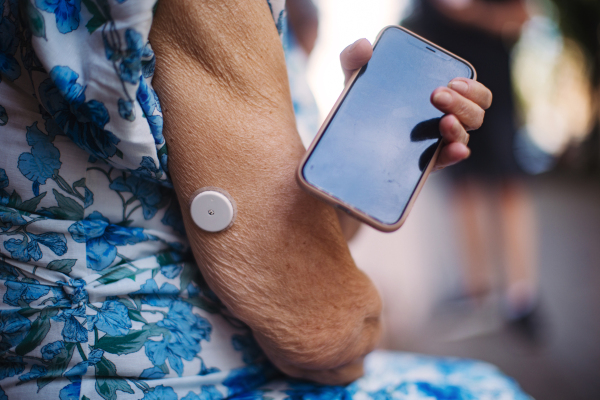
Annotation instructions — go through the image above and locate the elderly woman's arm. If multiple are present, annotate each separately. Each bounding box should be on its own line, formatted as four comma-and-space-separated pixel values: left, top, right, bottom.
149, 0, 492, 385
149, 0, 381, 385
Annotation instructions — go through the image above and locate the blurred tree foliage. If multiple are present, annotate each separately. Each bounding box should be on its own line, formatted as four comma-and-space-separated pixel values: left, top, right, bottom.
548, 0, 600, 171
548, 0, 600, 85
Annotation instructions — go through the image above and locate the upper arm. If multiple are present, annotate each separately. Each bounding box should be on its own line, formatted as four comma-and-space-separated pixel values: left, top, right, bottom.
150, 0, 293, 124
149, 0, 304, 198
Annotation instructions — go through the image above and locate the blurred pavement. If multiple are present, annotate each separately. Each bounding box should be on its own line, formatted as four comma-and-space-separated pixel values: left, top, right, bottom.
350, 173, 600, 400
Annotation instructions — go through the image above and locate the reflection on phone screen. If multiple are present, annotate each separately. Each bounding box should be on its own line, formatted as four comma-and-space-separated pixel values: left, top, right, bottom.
303, 27, 473, 225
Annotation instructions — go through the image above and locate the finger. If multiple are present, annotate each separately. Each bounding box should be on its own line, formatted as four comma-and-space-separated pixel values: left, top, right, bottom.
439, 114, 469, 145
340, 38, 373, 85
448, 78, 493, 110
431, 87, 485, 131
434, 142, 471, 170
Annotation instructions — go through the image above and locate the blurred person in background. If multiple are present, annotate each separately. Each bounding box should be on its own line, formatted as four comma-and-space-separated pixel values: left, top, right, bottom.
404, 0, 541, 337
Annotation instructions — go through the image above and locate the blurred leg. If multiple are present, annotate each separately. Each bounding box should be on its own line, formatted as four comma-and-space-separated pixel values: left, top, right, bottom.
499, 180, 538, 318
453, 178, 496, 299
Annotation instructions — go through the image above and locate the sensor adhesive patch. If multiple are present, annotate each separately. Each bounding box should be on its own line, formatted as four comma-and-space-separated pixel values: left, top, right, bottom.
189, 187, 236, 232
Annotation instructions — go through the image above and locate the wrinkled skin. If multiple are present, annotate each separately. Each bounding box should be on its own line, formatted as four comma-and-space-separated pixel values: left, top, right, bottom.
150, 0, 492, 385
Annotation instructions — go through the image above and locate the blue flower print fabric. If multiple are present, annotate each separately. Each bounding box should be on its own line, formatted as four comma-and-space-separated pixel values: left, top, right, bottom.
0, 0, 530, 398
240, 351, 531, 400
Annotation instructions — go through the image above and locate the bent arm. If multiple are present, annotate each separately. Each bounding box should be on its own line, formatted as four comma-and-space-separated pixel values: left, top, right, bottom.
149, 0, 381, 384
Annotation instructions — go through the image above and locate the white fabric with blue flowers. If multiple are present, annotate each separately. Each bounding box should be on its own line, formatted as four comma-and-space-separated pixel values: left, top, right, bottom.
0, 0, 530, 399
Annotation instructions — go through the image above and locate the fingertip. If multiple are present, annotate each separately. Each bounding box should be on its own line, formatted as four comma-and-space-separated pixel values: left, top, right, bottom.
453, 142, 471, 159
437, 142, 470, 169
352, 38, 372, 51
448, 78, 469, 95
431, 88, 453, 108
439, 114, 458, 132
463, 147, 472, 159
353, 39, 373, 61
342, 38, 372, 63
341, 39, 373, 83
449, 78, 493, 110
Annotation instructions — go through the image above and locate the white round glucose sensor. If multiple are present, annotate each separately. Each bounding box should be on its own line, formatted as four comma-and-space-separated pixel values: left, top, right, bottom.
189, 188, 236, 232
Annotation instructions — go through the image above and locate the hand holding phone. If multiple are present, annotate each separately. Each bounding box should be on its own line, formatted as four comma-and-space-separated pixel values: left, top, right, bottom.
298, 27, 492, 232
340, 37, 491, 170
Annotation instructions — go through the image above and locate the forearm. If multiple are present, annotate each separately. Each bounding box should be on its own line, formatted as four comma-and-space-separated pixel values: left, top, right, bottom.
149, 0, 381, 382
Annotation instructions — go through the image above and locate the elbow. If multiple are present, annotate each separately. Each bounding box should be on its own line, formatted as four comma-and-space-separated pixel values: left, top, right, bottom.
293, 313, 382, 370
253, 288, 383, 384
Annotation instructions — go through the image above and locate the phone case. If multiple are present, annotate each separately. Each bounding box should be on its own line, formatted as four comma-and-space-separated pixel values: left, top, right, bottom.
296, 25, 477, 232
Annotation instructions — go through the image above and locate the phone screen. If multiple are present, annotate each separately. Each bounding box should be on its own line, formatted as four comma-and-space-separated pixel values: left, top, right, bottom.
302, 27, 473, 225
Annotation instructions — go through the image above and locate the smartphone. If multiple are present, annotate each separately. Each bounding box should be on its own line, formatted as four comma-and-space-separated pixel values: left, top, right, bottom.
296, 26, 476, 232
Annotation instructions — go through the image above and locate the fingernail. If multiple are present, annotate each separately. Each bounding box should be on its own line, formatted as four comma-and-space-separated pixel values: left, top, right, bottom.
349, 39, 362, 52
449, 80, 468, 94
433, 91, 452, 107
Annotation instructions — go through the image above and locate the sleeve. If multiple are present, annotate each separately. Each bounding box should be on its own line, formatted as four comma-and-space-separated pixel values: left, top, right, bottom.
29, 0, 168, 182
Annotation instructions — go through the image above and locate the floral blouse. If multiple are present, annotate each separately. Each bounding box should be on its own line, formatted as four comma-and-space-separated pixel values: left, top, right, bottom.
0, 0, 530, 399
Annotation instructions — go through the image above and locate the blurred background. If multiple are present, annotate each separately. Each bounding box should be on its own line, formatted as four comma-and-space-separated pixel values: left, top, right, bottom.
287, 0, 600, 398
